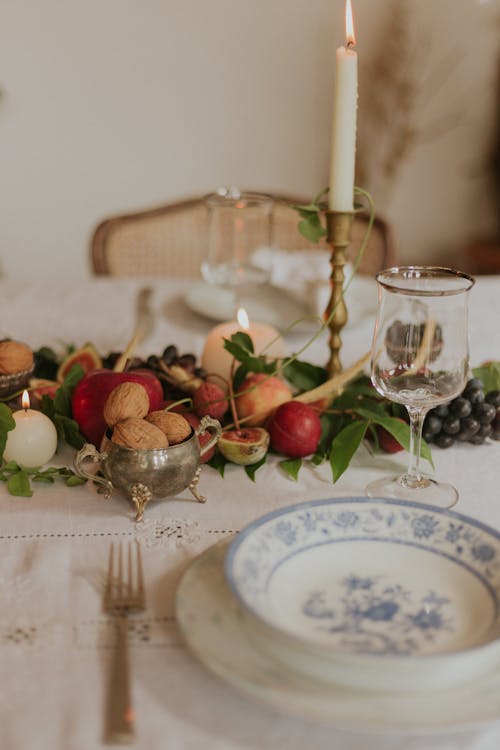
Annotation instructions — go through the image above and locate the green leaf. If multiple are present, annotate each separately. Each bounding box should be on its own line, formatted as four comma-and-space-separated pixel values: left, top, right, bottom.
233, 363, 249, 391
207, 452, 227, 477
33, 346, 59, 380
0, 403, 16, 459
3, 460, 20, 472
244, 454, 267, 481
55, 415, 86, 450
472, 362, 500, 392
278, 457, 302, 481
65, 474, 87, 487
354, 406, 433, 466
329, 420, 369, 482
53, 364, 85, 417
0, 403, 15, 432
32, 475, 55, 484
7, 470, 33, 497
298, 215, 327, 243
229, 331, 254, 353
223, 338, 275, 375
282, 358, 327, 392
40, 394, 56, 420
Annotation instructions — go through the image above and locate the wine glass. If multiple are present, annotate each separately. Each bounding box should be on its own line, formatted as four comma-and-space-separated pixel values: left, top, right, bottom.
201, 187, 273, 311
366, 266, 475, 509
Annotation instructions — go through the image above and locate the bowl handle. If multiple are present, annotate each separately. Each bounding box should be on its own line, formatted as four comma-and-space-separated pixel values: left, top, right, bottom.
196, 416, 222, 457
74, 443, 113, 499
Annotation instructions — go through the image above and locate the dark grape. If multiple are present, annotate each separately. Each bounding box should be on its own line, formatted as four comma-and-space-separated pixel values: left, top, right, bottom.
450, 397, 472, 418
435, 434, 454, 449
477, 423, 493, 438
456, 416, 480, 441
464, 387, 485, 406
424, 414, 442, 435
162, 345, 178, 365
146, 354, 160, 369
465, 377, 484, 391
423, 429, 435, 443
473, 402, 496, 425
177, 354, 197, 373
432, 404, 449, 419
469, 433, 486, 445
485, 390, 500, 408
442, 417, 461, 435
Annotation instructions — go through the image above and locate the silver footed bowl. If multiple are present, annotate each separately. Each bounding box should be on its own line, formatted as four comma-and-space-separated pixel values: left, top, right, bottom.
74, 415, 221, 521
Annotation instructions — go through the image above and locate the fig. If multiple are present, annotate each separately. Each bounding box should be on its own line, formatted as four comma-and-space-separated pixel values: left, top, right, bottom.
29, 378, 60, 405
218, 427, 270, 466
57, 343, 102, 382
268, 401, 321, 458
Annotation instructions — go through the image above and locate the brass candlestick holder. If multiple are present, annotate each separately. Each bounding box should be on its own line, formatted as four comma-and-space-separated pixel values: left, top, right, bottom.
324, 210, 354, 376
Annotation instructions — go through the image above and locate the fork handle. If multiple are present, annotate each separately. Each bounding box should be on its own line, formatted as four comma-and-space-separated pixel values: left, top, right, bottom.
105, 615, 134, 744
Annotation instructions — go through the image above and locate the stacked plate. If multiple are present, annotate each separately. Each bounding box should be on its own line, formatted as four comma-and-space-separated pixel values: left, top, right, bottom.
177, 497, 500, 732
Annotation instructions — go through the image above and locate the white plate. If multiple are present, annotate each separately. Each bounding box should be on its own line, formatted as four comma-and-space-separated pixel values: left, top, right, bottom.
184, 280, 375, 333
176, 537, 500, 733
225, 498, 500, 691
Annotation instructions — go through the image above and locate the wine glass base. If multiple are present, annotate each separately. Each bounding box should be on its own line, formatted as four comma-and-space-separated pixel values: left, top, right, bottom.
365, 474, 459, 510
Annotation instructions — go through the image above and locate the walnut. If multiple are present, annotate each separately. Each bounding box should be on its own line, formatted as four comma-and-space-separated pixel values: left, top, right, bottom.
103, 381, 150, 427
146, 410, 192, 445
111, 417, 169, 450
0, 340, 34, 375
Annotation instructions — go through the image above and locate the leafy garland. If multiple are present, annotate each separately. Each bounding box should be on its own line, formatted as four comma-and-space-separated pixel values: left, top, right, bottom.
208, 332, 434, 482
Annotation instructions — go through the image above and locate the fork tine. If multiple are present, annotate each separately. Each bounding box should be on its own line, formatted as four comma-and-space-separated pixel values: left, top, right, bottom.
136, 542, 145, 608
105, 542, 114, 604
117, 541, 123, 600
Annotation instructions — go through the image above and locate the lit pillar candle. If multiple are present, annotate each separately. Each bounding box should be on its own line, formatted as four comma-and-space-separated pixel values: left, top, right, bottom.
201, 308, 285, 385
328, 0, 358, 211
4, 390, 58, 466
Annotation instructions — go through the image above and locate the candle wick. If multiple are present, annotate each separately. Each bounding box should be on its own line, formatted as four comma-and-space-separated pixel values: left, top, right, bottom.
345, 40, 355, 50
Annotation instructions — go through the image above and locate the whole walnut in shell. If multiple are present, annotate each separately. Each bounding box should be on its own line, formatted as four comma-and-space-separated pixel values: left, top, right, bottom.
0, 340, 34, 375
146, 410, 192, 445
104, 381, 150, 427
111, 417, 169, 450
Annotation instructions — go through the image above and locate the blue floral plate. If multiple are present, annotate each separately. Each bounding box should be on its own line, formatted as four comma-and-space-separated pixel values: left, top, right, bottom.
224, 497, 500, 692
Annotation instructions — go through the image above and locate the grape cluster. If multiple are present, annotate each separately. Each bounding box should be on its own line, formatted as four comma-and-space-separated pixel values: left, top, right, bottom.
423, 379, 500, 448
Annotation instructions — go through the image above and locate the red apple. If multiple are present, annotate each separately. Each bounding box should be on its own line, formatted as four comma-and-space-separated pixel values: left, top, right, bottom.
377, 422, 405, 454
268, 401, 322, 458
235, 373, 291, 427
71, 369, 164, 446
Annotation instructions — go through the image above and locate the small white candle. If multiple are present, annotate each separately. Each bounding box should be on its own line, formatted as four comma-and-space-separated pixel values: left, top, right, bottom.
201, 308, 285, 385
328, 0, 358, 211
4, 390, 58, 467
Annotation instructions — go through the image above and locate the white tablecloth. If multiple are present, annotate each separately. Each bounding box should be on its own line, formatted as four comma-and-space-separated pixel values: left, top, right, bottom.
0, 276, 499, 750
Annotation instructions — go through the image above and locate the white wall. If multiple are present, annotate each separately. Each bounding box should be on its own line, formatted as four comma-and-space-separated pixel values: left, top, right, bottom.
0, 0, 498, 281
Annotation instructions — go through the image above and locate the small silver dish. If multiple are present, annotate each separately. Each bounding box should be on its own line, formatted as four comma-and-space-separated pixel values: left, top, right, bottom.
74, 416, 221, 520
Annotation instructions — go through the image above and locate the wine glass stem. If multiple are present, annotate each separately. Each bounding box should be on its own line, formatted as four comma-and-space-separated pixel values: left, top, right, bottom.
405, 406, 427, 485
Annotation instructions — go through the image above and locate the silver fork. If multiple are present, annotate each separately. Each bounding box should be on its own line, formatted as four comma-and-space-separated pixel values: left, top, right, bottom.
103, 541, 145, 744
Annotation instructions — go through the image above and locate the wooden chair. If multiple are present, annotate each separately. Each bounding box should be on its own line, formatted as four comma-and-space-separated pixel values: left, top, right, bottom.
91, 193, 396, 277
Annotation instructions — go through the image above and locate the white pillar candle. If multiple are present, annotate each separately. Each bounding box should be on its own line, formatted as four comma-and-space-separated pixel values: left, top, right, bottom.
4, 391, 58, 467
201, 308, 285, 385
328, 0, 358, 211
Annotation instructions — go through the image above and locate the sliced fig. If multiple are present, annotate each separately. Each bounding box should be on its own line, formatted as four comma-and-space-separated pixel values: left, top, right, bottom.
218, 427, 269, 466
57, 343, 102, 382
29, 377, 60, 407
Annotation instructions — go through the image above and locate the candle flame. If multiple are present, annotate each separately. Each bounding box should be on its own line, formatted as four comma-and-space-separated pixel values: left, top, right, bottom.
237, 307, 250, 330
345, 0, 356, 47
22, 390, 30, 410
